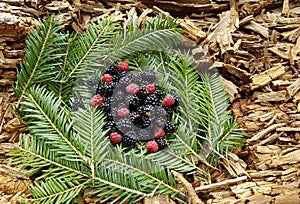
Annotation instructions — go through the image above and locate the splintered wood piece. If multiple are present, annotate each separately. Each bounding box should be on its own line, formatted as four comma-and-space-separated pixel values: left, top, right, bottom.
179, 18, 207, 42
171, 170, 204, 204
286, 78, 300, 97
247, 123, 285, 143
243, 21, 269, 38
223, 64, 251, 80
254, 90, 287, 102
144, 195, 174, 204
268, 149, 300, 167
282, 0, 290, 16
276, 127, 300, 131
195, 176, 247, 192
275, 193, 300, 204
256, 132, 283, 146
218, 75, 238, 102
268, 47, 290, 60
250, 64, 286, 90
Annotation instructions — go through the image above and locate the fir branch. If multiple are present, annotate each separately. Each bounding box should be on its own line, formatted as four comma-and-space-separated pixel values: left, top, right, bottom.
196, 74, 245, 165
14, 15, 66, 107
27, 179, 86, 204
21, 86, 88, 164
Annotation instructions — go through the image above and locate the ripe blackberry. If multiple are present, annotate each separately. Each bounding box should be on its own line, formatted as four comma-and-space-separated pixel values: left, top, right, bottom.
164, 121, 176, 134
144, 94, 159, 106
96, 86, 106, 95
138, 129, 151, 141
156, 138, 168, 150
138, 86, 147, 99
112, 75, 120, 82
153, 89, 163, 100
105, 120, 116, 130
100, 97, 111, 112
122, 131, 137, 146
155, 107, 167, 116
72, 98, 85, 111
106, 112, 114, 121
104, 82, 116, 96
105, 65, 118, 75
128, 95, 141, 111
171, 91, 180, 106
86, 76, 100, 86
132, 115, 149, 128
163, 106, 172, 115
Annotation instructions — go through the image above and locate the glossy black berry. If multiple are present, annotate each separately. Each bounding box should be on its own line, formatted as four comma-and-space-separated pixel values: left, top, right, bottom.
170, 91, 180, 106
122, 132, 137, 146
153, 89, 163, 100
164, 121, 176, 134
156, 138, 168, 150
96, 86, 106, 95
118, 71, 128, 79
104, 82, 116, 96
144, 94, 159, 106
105, 65, 118, 75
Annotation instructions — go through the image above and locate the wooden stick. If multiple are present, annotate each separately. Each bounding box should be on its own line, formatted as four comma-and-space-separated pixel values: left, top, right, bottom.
195, 176, 247, 192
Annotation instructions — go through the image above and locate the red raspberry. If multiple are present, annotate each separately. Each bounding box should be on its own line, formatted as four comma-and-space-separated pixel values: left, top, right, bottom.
110, 132, 122, 144
117, 108, 130, 117
162, 94, 175, 106
146, 141, 159, 153
146, 84, 156, 94
102, 74, 113, 83
154, 127, 165, 138
90, 94, 104, 107
118, 61, 129, 71
126, 83, 140, 94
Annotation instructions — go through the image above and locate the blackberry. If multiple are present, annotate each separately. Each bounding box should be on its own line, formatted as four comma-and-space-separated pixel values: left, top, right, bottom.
105, 65, 118, 75
135, 106, 146, 115
112, 75, 120, 82
164, 121, 176, 134
163, 106, 172, 115
153, 89, 163, 100
91, 84, 98, 95
72, 98, 85, 111
128, 95, 141, 111
155, 107, 167, 116
101, 97, 112, 112
122, 131, 137, 146
171, 91, 180, 106
96, 86, 106, 95
134, 115, 151, 128
138, 86, 147, 99
86, 76, 100, 86
104, 82, 116, 96
138, 129, 152, 141
106, 112, 114, 121
105, 120, 116, 130
144, 94, 159, 106
156, 138, 168, 150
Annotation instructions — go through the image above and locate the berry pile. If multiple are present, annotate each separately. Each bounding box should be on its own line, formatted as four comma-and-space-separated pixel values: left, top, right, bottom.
85, 62, 180, 152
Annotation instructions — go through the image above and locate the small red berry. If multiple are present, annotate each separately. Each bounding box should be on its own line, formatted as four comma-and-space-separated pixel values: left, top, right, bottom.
162, 94, 175, 106
110, 132, 122, 144
154, 127, 165, 138
118, 62, 129, 71
126, 83, 140, 94
117, 108, 130, 117
102, 74, 113, 83
146, 84, 156, 94
146, 141, 159, 153
90, 94, 104, 107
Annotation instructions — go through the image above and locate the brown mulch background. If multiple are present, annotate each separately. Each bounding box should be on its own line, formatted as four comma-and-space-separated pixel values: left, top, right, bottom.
0, 0, 300, 203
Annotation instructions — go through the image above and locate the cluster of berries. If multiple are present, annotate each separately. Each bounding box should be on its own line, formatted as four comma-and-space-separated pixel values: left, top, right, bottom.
76, 61, 180, 153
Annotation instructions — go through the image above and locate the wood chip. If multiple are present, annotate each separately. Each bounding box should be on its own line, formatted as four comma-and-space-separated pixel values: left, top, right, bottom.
247, 123, 285, 143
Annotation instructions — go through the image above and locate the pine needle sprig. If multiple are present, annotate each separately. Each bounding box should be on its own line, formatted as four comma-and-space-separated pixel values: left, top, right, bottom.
196, 74, 246, 165
14, 15, 67, 107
